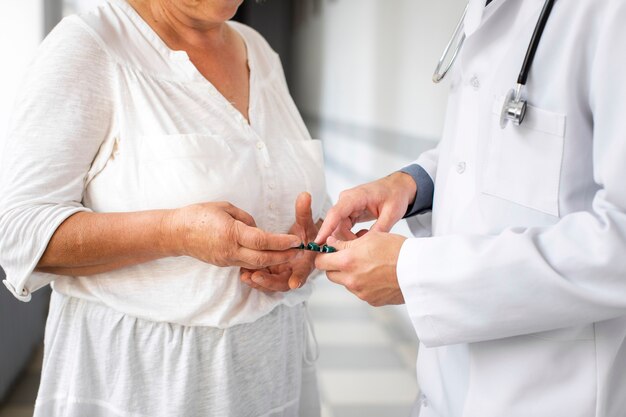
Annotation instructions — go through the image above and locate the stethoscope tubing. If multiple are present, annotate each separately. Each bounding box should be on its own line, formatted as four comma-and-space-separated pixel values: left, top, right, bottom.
434, 0, 557, 87
433, 0, 558, 127
432, 5, 468, 83
518, 0, 556, 86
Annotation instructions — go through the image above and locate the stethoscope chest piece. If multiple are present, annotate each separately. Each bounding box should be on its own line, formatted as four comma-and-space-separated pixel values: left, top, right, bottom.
500, 84, 527, 129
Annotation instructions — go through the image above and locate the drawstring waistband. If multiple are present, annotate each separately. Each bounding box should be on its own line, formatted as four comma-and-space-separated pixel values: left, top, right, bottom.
303, 302, 319, 365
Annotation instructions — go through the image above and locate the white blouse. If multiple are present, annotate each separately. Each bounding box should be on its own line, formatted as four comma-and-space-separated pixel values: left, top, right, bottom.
0, 0, 330, 328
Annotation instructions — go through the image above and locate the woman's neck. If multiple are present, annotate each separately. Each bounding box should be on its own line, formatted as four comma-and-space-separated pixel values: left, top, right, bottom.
127, 0, 230, 51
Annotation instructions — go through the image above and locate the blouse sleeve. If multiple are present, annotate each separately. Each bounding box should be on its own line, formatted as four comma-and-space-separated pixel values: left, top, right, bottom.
0, 16, 116, 301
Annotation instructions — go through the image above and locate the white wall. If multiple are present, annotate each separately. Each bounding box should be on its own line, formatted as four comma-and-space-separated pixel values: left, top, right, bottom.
0, 1, 44, 140
292, 0, 466, 140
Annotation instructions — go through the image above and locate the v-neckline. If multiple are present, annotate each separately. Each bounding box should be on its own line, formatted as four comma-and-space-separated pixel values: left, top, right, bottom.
114, 0, 254, 127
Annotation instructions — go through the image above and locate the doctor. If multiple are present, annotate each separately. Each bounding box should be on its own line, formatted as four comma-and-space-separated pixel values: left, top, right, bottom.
314, 0, 626, 416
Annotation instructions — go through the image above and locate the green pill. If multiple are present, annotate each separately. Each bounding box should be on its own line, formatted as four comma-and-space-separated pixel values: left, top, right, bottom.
307, 242, 320, 252
298, 243, 306, 250
321, 245, 337, 253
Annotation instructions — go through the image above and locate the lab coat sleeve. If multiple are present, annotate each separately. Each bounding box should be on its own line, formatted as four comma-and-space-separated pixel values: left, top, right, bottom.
397, 4, 626, 347
0, 17, 115, 301
402, 143, 440, 237
400, 164, 434, 217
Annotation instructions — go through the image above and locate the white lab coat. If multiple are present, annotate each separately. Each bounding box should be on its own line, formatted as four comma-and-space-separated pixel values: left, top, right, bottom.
397, 0, 626, 416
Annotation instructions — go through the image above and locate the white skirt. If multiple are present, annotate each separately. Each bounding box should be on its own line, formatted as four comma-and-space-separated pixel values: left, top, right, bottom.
34, 291, 320, 417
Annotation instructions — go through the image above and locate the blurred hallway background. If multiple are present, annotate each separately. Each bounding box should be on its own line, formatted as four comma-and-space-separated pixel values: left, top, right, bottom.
0, 0, 464, 416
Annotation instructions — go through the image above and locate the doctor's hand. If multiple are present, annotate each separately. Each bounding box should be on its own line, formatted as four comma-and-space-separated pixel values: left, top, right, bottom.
165, 202, 301, 269
240, 193, 319, 292
315, 172, 417, 244
315, 232, 407, 307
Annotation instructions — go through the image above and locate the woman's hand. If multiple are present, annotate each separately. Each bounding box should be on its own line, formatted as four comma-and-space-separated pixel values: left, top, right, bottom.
165, 202, 302, 269
240, 193, 319, 292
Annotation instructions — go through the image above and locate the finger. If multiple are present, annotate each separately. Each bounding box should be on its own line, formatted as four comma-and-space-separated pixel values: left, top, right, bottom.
240, 270, 265, 291
325, 270, 350, 287
314, 248, 351, 272
332, 223, 358, 241
241, 267, 271, 277
240, 268, 257, 276
326, 236, 353, 250
315, 209, 342, 245
370, 207, 400, 233
288, 274, 303, 290
222, 204, 257, 227
315, 198, 362, 244
251, 269, 292, 292
235, 221, 302, 250
295, 192, 314, 230
290, 222, 307, 245
237, 247, 301, 268
288, 261, 315, 290
288, 270, 313, 290
269, 262, 291, 275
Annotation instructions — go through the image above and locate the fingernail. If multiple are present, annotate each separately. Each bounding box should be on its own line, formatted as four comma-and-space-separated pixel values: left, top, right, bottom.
252, 275, 264, 283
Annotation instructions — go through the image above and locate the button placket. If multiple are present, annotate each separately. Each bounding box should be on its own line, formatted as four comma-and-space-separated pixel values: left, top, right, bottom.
253, 139, 279, 226
470, 74, 481, 90
265, 167, 278, 215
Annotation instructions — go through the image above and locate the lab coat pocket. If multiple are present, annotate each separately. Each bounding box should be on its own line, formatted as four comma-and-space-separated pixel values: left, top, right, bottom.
482, 103, 566, 217
465, 335, 596, 417
138, 134, 259, 210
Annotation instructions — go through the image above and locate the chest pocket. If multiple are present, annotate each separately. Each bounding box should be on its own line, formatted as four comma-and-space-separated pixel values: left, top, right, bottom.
137, 133, 260, 211
481, 100, 566, 217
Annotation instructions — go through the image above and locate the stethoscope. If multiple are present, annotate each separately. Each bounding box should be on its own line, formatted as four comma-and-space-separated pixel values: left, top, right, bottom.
433, 0, 556, 128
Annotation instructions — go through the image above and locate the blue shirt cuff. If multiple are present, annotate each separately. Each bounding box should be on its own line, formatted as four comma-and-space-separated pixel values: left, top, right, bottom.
399, 164, 434, 218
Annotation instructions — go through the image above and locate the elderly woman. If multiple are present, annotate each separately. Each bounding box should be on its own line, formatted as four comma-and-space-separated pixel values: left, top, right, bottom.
0, 0, 329, 415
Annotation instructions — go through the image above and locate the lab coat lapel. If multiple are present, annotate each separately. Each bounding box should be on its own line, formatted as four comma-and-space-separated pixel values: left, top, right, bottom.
464, 0, 487, 37
464, 0, 509, 37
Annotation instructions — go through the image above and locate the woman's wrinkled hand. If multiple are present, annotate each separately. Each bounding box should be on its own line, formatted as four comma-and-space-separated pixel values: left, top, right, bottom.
240, 192, 319, 292
163, 202, 302, 269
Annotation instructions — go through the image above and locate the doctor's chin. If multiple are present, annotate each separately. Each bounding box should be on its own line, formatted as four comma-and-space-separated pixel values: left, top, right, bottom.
1, 1, 626, 416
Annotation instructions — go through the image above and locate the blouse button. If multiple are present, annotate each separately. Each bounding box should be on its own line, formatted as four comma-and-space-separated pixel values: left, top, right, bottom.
256, 141, 265, 150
